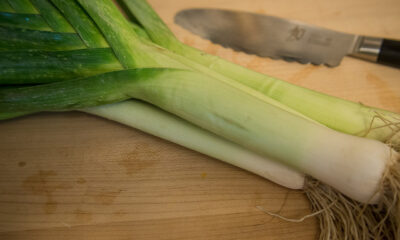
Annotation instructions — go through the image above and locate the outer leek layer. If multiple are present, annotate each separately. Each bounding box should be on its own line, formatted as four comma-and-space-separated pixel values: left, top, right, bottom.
0, 12, 51, 31
7, 0, 37, 14
0, 26, 86, 50
50, 0, 108, 48
30, 0, 75, 32
0, 1, 14, 12
0, 48, 123, 84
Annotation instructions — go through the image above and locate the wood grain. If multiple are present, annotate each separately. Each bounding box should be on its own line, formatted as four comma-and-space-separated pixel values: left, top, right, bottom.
0, 113, 315, 239
0, 0, 399, 239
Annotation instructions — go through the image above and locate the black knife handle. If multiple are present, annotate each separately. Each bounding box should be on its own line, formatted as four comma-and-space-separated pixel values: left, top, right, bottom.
377, 39, 400, 68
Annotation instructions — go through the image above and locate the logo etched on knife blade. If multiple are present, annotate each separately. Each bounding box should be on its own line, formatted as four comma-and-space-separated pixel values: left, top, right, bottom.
287, 26, 306, 41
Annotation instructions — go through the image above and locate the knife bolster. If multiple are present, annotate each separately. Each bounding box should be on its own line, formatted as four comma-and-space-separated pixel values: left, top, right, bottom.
350, 36, 383, 62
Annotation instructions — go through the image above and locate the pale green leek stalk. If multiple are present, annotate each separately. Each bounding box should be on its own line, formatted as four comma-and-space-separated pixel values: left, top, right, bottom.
122, 0, 400, 150
85, 101, 305, 190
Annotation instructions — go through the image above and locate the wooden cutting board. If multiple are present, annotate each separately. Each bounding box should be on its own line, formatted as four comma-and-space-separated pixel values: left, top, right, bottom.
0, 0, 399, 239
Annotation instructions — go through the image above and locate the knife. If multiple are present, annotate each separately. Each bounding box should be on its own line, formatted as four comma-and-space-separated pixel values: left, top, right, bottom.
175, 9, 400, 68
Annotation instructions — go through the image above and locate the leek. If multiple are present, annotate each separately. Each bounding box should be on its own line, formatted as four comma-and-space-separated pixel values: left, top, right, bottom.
122, 0, 400, 149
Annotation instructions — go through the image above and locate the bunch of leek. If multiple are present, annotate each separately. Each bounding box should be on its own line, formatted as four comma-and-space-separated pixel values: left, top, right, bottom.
0, 0, 399, 239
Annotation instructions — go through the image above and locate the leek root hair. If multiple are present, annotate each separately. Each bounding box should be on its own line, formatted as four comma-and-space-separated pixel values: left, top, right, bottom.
305, 178, 377, 239
379, 156, 400, 239
305, 155, 400, 240
364, 111, 400, 152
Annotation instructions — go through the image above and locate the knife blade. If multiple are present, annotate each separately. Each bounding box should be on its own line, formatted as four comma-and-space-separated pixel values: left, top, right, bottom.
175, 9, 400, 68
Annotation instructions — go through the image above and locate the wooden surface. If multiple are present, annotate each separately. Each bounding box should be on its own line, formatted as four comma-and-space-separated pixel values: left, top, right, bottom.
1, 0, 400, 239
